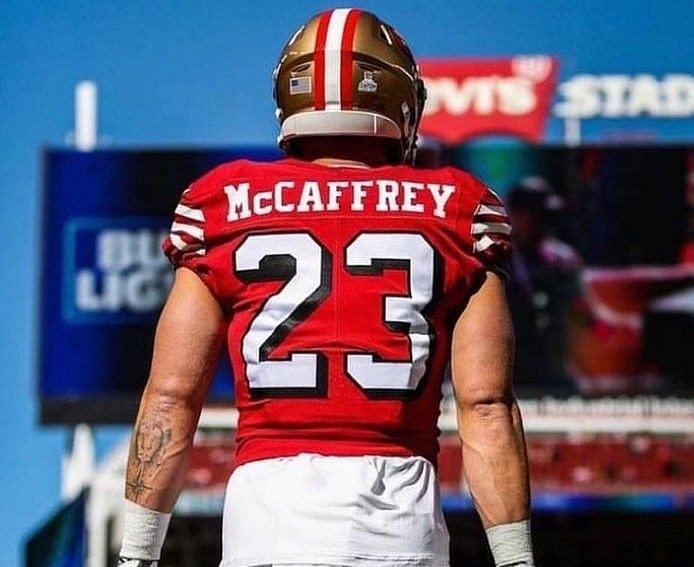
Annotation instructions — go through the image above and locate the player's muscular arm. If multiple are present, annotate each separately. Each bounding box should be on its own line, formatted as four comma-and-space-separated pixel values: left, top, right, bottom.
125, 267, 225, 511
451, 271, 530, 529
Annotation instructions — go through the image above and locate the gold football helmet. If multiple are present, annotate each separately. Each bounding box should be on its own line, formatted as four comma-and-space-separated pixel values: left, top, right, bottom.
273, 8, 426, 164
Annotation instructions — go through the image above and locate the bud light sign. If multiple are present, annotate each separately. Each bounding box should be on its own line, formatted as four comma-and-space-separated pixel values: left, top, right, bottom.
63, 218, 171, 323
39, 148, 280, 423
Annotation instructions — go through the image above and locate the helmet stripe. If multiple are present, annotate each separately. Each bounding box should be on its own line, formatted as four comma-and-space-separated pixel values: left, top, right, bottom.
340, 9, 362, 110
323, 8, 352, 110
313, 10, 332, 110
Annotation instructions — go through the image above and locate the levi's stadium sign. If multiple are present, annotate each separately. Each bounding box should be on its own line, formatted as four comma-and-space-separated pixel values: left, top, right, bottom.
419, 56, 559, 143
554, 74, 694, 119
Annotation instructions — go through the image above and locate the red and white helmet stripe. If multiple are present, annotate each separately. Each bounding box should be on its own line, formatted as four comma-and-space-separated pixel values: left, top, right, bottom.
314, 8, 362, 111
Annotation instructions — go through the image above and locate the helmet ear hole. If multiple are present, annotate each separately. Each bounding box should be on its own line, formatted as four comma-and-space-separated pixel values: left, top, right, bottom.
357, 62, 378, 73
292, 63, 311, 73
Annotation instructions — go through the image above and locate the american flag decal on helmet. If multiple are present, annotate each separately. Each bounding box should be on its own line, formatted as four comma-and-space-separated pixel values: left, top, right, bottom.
471, 194, 512, 277
289, 76, 312, 95
162, 189, 206, 266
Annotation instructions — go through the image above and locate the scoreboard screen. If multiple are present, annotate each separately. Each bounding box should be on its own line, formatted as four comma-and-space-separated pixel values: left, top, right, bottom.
38, 145, 693, 424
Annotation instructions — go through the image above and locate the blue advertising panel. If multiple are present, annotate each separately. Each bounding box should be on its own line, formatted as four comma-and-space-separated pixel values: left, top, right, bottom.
39, 148, 281, 424
39, 145, 693, 424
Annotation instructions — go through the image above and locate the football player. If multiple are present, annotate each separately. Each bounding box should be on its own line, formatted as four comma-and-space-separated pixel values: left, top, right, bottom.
119, 8, 533, 567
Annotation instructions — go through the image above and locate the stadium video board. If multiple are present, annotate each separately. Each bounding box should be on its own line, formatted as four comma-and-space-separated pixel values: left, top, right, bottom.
38, 146, 693, 424
455, 145, 693, 397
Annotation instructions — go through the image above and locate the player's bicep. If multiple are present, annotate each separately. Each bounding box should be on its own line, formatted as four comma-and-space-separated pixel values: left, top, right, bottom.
146, 267, 226, 404
451, 271, 515, 409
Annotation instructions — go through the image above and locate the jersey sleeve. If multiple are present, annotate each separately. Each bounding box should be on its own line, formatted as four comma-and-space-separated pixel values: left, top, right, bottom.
450, 168, 512, 278
470, 185, 512, 278
162, 182, 211, 277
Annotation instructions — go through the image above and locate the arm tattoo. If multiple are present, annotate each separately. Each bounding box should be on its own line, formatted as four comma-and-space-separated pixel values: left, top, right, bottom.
126, 412, 173, 502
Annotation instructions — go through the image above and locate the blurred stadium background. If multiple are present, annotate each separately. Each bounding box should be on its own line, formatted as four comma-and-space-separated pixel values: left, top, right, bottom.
2, 1, 693, 565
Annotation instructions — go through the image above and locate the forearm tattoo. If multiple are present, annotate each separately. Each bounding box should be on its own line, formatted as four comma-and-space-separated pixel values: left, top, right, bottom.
126, 412, 173, 502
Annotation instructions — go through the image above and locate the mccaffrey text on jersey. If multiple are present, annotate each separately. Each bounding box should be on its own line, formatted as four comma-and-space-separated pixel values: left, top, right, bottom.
224, 177, 457, 221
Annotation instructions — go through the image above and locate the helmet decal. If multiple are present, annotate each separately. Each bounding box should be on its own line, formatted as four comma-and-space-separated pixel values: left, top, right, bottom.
358, 71, 379, 93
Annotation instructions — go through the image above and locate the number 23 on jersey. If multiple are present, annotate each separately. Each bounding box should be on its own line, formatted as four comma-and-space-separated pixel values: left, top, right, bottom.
234, 231, 441, 400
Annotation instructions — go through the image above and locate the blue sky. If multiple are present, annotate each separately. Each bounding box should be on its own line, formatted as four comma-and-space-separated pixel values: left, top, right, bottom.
1, 0, 692, 564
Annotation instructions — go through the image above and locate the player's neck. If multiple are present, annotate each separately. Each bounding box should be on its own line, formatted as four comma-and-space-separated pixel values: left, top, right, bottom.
311, 157, 372, 169
287, 136, 396, 168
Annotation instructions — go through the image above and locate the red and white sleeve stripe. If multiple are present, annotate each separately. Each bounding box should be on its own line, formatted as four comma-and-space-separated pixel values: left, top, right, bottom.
471, 197, 512, 276
162, 191, 206, 267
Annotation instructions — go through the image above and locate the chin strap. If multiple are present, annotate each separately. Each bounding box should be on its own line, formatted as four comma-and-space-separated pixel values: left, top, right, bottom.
407, 142, 418, 166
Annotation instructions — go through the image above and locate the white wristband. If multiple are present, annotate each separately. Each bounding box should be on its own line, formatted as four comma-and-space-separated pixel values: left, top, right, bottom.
485, 519, 534, 567
120, 499, 172, 561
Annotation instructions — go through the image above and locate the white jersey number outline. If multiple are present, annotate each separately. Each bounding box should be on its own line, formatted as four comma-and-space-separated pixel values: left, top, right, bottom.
234, 231, 437, 398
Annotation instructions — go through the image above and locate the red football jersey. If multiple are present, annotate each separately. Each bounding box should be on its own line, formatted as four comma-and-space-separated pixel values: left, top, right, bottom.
163, 158, 510, 467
